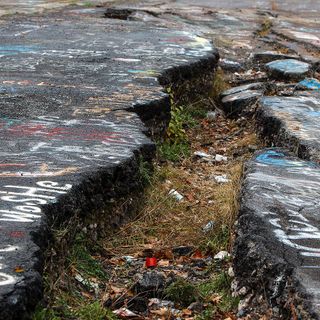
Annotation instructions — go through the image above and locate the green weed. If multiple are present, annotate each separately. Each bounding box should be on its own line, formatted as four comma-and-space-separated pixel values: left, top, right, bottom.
164, 278, 198, 307
82, 1, 95, 7
211, 68, 228, 102
204, 225, 230, 253
32, 307, 61, 320
258, 17, 273, 36
76, 302, 116, 320
197, 273, 239, 317
138, 156, 153, 185
69, 235, 108, 280
158, 141, 190, 162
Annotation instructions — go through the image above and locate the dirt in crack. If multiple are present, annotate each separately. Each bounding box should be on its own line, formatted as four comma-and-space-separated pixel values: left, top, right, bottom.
34, 82, 259, 320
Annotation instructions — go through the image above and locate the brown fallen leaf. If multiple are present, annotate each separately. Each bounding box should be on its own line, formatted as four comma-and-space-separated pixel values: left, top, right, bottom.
150, 307, 169, 316
211, 294, 223, 304
14, 266, 24, 273
157, 259, 170, 267
110, 285, 125, 294
154, 249, 174, 260
182, 308, 193, 316
191, 249, 204, 259
185, 192, 195, 202
81, 291, 92, 299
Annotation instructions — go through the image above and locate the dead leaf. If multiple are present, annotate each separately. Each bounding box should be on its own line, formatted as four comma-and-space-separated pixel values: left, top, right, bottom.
154, 249, 174, 260
110, 285, 125, 294
81, 291, 92, 299
14, 266, 24, 273
186, 192, 195, 202
211, 294, 223, 304
157, 259, 170, 267
150, 307, 169, 316
191, 249, 204, 259
109, 257, 125, 266
182, 309, 193, 316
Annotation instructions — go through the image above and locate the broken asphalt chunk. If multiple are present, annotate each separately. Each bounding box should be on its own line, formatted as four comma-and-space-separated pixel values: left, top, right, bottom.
221, 90, 263, 117
233, 148, 320, 316
220, 82, 265, 98
265, 59, 311, 80
252, 51, 300, 63
257, 95, 320, 161
134, 271, 166, 297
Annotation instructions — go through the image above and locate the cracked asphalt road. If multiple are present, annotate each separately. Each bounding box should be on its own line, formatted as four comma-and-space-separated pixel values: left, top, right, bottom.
0, 0, 319, 318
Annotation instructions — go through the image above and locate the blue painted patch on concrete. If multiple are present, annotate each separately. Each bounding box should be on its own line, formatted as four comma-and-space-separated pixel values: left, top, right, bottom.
299, 78, 320, 91
256, 150, 317, 167
0, 45, 39, 56
265, 59, 310, 79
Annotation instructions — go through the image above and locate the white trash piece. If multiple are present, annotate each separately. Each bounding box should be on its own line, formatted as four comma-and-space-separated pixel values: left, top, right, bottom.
215, 154, 228, 162
169, 189, 184, 201
202, 220, 215, 233
214, 175, 230, 183
214, 250, 231, 260
206, 111, 217, 120
194, 151, 214, 161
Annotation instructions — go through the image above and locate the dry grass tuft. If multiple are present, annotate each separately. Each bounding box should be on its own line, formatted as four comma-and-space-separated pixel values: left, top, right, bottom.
103, 114, 257, 257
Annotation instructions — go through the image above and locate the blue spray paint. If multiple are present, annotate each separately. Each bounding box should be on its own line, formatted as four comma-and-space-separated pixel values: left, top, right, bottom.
256, 150, 317, 168
299, 78, 320, 91
0, 45, 39, 56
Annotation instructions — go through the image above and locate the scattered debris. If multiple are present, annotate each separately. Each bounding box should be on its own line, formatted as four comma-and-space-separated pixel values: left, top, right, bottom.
148, 298, 174, 309
123, 256, 136, 264
145, 257, 157, 268
194, 150, 214, 161
214, 251, 231, 260
215, 154, 228, 162
206, 111, 217, 120
202, 220, 215, 233
168, 189, 184, 201
265, 59, 311, 80
214, 174, 230, 183
113, 307, 139, 318
134, 271, 166, 296
172, 246, 194, 257
75, 274, 99, 296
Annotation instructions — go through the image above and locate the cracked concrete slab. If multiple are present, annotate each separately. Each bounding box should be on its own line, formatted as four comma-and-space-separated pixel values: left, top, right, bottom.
234, 148, 320, 318
257, 95, 320, 162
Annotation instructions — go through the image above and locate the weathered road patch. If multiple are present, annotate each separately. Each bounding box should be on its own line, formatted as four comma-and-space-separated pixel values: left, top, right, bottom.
234, 148, 320, 318
257, 95, 320, 162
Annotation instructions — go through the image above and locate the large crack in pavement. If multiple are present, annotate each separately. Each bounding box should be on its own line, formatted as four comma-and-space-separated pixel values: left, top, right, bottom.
0, 0, 320, 318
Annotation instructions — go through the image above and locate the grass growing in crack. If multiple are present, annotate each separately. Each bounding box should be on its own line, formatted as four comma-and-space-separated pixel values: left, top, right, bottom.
69, 235, 108, 280
158, 141, 190, 162
32, 308, 61, 320
75, 302, 115, 320
211, 68, 229, 103
196, 273, 240, 318
164, 273, 239, 315
258, 17, 273, 37
164, 278, 198, 307
37, 72, 258, 318
138, 156, 153, 185
204, 224, 231, 253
